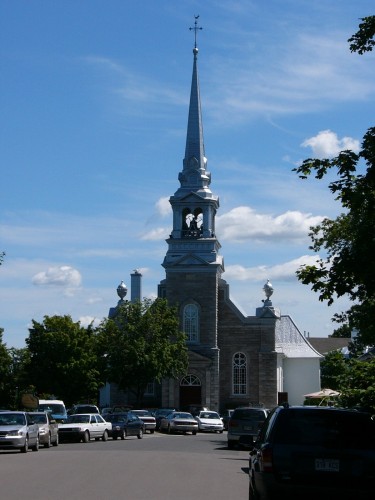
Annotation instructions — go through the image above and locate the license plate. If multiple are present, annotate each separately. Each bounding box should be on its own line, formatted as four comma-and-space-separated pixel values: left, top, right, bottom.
244, 426, 253, 431
315, 459, 339, 472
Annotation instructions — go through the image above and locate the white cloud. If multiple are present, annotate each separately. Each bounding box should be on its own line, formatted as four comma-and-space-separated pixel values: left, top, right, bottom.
225, 255, 320, 282
79, 316, 101, 328
216, 207, 324, 242
155, 197, 172, 217
32, 266, 82, 288
301, 130, 360, 158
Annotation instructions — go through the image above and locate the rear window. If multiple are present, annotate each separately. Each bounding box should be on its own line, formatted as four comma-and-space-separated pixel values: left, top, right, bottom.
232, 409, 267, 421
274, 409, 375, 450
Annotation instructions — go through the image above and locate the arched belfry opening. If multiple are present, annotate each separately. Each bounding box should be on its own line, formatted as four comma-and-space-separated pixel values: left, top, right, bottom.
182, 207, 203, 238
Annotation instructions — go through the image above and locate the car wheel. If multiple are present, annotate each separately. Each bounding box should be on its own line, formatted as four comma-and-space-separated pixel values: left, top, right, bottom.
192, 431, 197, 435
44, 433, 51, 448
167, 425, 172, 434
137, 428, 143, 439
21, 436, 28, 453
150, 429, 155, 434
228, 440, 235, 449
113, 434, 118, 440
121, 430, 126, 440
82, 431, 90, 443
31, 436, 39, 452
219, 430, 224, 434
102, 430, 108, 441
53, 433, 59, 447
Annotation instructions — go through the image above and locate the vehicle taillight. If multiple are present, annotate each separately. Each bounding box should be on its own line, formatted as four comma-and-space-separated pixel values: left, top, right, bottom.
260, 446, 273, 472
228, 420, 239, 429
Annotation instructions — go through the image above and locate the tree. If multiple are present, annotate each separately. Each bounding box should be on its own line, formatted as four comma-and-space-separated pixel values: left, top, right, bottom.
293, 16, 375, 347
95, 298, 189, 407
25, 315, 103, 406
320, 350, 348, 390
331, 324, 352, 338
0, 252, 4, 266
348, 16, 375, 54
337, 358, 375, 414
0, 328, 12, 408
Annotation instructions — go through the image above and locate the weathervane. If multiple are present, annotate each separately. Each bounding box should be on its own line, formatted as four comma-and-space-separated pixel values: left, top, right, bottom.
189, 15, 202, 48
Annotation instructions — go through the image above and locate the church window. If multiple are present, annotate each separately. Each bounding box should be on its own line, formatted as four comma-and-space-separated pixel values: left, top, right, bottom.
182, 208, 203, 238
183, 304, 199, 343
232, 352, 247, 395
180, 374, 201, 386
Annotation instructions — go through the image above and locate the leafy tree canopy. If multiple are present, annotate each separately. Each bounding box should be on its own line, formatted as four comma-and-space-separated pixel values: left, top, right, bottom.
348, 16, 375, 54
95, 298, 188, 407
293, 16, 375, 346
25, 315, 103, 406
0, 328, 12, 407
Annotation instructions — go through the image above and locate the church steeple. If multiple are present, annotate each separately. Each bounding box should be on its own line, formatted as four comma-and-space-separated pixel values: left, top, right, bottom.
161, 18, 223, 273
175, 17, 212, 200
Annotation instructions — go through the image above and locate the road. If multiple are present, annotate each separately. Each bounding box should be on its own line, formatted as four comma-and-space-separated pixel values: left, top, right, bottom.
0, 431, 249, 500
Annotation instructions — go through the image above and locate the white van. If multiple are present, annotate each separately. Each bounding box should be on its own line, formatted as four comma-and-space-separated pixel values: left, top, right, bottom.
38, 399, 68, 423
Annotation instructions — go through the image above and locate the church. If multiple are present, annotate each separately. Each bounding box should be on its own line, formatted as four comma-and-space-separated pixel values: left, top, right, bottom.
100, 28, 322, 413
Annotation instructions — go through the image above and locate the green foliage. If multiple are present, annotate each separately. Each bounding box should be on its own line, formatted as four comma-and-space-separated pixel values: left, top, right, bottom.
293, 17, 375, 347
337, 358, 375, 413
320, 351, 348, 390
331, 324, 352, 338
0, 329, 12, 407
293, 125, 375, 345
348, 16, 375, 54
95, 298, 188, 407
25, 315, 103, 406
0, 252, 4, 266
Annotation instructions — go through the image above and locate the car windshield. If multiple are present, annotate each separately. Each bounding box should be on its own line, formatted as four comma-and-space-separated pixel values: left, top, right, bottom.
0, 413, 26, 426
134, 411, 150, 416
38, 404, 65, 414
67, 415, 90, 424
200, 412, 220, 419
30, 414, 47, 424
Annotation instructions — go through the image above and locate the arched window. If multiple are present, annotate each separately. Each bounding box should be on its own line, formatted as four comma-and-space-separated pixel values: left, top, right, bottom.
232, 352, 247, 395
183, 304, 199, 343
180, 374, 201, 386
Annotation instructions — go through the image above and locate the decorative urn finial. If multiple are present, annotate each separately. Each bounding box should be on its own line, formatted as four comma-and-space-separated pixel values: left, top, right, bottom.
263, 279, 274, 301
116, 280, 128, 301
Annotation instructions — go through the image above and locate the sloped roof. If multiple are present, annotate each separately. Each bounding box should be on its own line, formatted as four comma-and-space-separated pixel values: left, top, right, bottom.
276, 315, 322, 359
307, 337, 351, 355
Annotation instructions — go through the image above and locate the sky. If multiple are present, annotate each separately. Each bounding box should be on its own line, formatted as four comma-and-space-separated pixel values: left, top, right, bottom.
1, 0, 374, 348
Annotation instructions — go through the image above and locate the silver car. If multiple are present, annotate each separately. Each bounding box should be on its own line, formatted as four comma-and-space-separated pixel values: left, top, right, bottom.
0, 411, 39, 453
160, 411, 198, 435
29, 411, 59, 448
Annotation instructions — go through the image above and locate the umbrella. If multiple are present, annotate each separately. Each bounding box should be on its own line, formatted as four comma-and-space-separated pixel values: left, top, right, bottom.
303, 388, 340, 398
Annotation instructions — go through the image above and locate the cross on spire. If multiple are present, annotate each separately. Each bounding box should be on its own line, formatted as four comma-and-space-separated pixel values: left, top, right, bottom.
189, 15, 202, 48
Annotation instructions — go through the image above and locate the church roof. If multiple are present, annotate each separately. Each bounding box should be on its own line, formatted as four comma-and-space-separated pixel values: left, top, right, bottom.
276, 315, 323, 359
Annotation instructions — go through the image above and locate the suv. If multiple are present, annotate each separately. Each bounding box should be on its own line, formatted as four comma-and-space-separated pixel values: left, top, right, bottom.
248, 405, 375, 500
68, 404, 100, 415
227, 406, 269, 449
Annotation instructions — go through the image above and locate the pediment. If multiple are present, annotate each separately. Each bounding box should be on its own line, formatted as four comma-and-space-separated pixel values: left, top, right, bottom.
179, 192, 205, 203
171, 253, 210, 266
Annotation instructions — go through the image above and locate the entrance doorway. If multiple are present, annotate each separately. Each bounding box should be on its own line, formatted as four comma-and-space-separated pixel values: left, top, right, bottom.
179, 375, 201, 410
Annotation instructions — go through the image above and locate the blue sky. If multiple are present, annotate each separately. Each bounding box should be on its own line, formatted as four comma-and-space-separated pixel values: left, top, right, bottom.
1, 0, 374, 348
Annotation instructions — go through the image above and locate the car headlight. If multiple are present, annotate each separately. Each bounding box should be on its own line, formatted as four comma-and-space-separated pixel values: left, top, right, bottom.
8, 430, 23, 436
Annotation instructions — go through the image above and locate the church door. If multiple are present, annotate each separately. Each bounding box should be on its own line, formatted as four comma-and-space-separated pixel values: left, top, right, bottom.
179, 375, 201, 410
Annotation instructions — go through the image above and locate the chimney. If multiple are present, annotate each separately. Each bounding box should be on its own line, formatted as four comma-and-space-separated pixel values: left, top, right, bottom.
131, 269, 142, 303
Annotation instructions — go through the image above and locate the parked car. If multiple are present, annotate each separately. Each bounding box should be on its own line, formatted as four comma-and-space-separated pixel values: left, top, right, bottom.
38, 399, 67, 423
195, 410, 224, 433
221, 409, 234, 430
159, 411, 198, 435
132, 410, 156, 433
58, 413, 111, 443
105, 411, 145, 440
248, 405, 375, 500
0, 411, 39, 453
153, 408, 176, 430
29, 411, 59, 448
68, 404, 100, 415
227, 406, 269, 449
